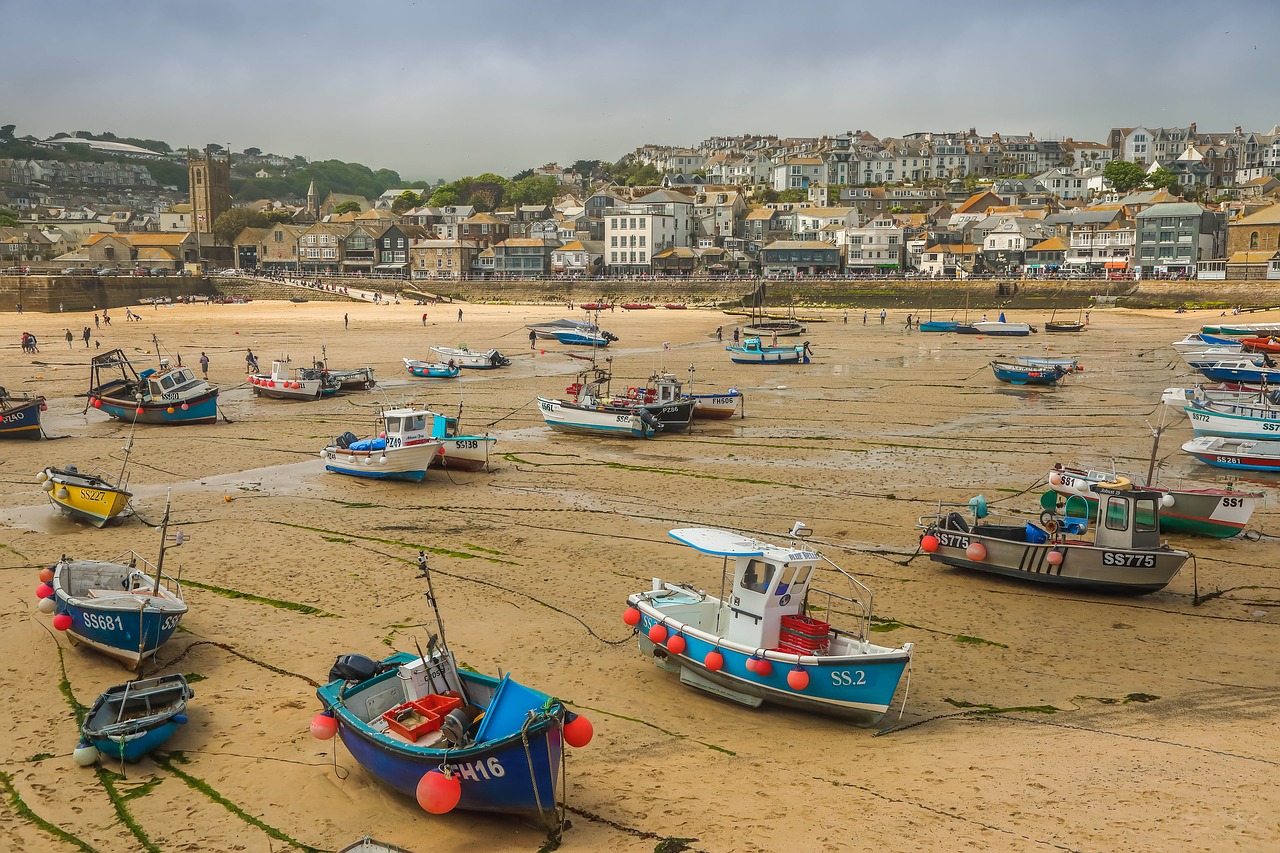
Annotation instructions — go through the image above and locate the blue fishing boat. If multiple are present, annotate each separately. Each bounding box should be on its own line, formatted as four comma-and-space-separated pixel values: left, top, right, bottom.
0, 387, 46, 439
1197, 361, 1280, 384
552, 329, 610, 347
625, 524, 913, 724
991, 360, 1067, 386
1012, 355, 1081, 373
312, 557, 589, 830
87, 349, 219, 425
47, 500, 187, 668
77, 674, 192, 764
403, 359, 460, 379
919, 320, 958, 332
726, 337, 811, 364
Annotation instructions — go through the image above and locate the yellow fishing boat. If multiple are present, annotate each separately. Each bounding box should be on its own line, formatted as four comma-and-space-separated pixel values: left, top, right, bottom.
37, 466, 132, 527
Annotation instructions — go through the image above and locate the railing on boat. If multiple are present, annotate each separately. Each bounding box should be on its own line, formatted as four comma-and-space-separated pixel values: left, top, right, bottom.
806, 554, 874, 646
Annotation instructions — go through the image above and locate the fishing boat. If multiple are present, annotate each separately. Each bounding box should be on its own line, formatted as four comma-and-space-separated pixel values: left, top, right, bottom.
1181, 393, 1280, 441
426, 410, 496, 472
578, 302, 612, 311
87, 349, 219, 425
1162, 384, 1280, 409
919, 487, 1190, 594
306, 350, 377, 390
957, 319, 1035, 336
742, 313, 807, 336
990, 360, 1066, 386
621, 302, 655, 310
1241, 335, 1280, 353
551, 328, 611, 347
338, 839, 418, 853
1202, 322, 1280, 336
537, 364, 663, 438
428, 346, 511, 369
1195, 360, 1280, 384
1012, 356, 1081, 373
527, 318, 617, 342
38, 465, 132, 527
1180, 349, 1268, 369
312, 556, 588, 829
1171, 333, 1242, 353
1044, 321, 1086, 333
250, 360, 340, 399
0, 386, 46, 439
726, 337, 811, 365
46, 500, 188, 667
625, 523, 913, 724
403, 359, 460, 379
609, 372, 698, 432
1046, 465, 1258, 539
322, 411, 445, 483
76, 674, 193, 764
692, 389, 743, 420
1182, 436, 1280, 472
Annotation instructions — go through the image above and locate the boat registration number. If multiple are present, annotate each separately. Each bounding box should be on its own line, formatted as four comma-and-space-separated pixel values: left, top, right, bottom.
1101, 553, 1156, 567
386, 437, 403, 449
935, 532, 969, 548
162, 614, 183, 631
80, 489, 107, 502
1219, 496, 1248, 508
453, 440, 480, 450
1215, 456, 1241, 464
1057, 473, 1079, 488
539, 402, 555, 413
1189, 411, 1209, 422
616, 415, 632, 424
455, 756, 505, 781
82, 612, 125, 631
831, 670, 867, 686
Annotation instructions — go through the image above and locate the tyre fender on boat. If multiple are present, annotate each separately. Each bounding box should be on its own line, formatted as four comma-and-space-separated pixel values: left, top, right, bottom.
1092, 476, 1131, 490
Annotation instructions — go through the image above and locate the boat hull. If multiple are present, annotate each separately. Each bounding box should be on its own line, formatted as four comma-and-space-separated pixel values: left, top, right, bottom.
628, 600, 910, 725
991, 362, 1063, 386
922, 528, 1187, 594
93, 391, 219, 425
1197, 366, 1280, 384
83, 675, 192, 761
317, 658, 564, 828
742, 323, 806, 336
1182, 437, 1280, 471
404, 359, 460, 378
322, 442, 442, 482
0, 399, 44, 439
249, 377, 324, 400
44, 470, 131, 527
537, 397, 653, 437
919, 321, 958, 332
432, 436, 495, 471
552, 331, 609, 347
691, 392, 741, 419
1185, 401, 1280, 442
53, 591, 185, 669
726, 344, 807, 364
1044, 323, 1086, 333
1047, 468, 1257, 539
428, 348, 509, 369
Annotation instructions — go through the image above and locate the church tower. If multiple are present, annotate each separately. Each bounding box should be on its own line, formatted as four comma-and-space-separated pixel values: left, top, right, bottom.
188, 145, 232, 235
306, 180, 318, 220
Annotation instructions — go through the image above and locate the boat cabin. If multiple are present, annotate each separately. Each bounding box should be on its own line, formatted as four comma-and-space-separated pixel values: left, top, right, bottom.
138, 360, 205, 402
381, 408, 433, 445
1091, 485, 1162, 549
648, 373, 684, 405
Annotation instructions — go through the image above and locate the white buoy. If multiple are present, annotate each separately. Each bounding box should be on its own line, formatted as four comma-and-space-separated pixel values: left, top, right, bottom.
42, 480, 54, 492
318, 450, 327, 459
73, 743, 99, 766
35, 471, 48, 484
1162, 494, 1176, 507
55, 487, 69, 500
38, 597, 57, 614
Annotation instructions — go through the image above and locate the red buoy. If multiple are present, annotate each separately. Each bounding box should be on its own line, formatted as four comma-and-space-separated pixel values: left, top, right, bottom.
1046, 549, 1064, 566
704, 649, 724, 671
787, 667, 810, 691
39, 568, 54, 583
753, 657, 773, 677
135, 407, 145, 416
36, 582, 54, 599
666, 633, 687, 655
920, 534, 939, 553
622, 607, 641, 626
563, 713, 593, 748
416, 770, 461, 814
647, 623, 667, 643
53, 613, 73, 631
744, 656, 757, 674
965, 542, 987, 562
309, 712, 337, 740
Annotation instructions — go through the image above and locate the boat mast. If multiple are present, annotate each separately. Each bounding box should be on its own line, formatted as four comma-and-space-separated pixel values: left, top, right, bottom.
1145, 406, 1169, 486
152, 492, 182, 593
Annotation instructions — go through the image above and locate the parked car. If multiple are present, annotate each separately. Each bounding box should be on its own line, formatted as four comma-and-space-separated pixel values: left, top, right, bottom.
132, 268, 151, 276
93, 267, 115, 276
150, 267, 170, 276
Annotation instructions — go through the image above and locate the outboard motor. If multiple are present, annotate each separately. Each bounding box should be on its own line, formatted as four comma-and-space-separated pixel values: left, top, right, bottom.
327, 653, 392, 684
335, 431, 358, 449
637, 409, 662, 434
438, 703, 485, 748
603, 331, 619, 342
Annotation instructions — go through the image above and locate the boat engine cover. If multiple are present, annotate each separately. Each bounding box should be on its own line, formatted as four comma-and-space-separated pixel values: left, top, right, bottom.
328, 653, 386, 684
334, 431, 358, 449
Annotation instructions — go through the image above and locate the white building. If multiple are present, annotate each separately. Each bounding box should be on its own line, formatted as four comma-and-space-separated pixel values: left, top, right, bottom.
839, 215, 905, 271
1035, 168, 1088, 201
158, 204, 193, 232
603, 189, 694, 274
770, 157, 825, 192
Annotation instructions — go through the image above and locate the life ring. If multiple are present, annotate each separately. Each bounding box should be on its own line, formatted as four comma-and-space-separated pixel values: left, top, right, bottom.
1039, 510, 1056, 527
628, 387, 639, 397
1094, 476, 1131, 490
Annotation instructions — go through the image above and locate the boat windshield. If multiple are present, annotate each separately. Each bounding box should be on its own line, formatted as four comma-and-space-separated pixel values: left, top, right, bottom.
385, 416, 401, 433
405, 414, 426, 432
741, 559, 774, 593
1104, 496, 1130, 531
1135, 498, 1158, 533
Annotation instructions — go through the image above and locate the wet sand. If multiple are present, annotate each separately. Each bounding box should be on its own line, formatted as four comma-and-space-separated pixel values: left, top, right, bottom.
1, 300, 1278, 852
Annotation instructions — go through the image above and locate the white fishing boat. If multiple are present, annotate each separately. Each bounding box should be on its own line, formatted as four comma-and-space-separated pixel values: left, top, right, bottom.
1179, 348, 1268, 369
1170, 333, 1242, 353
428, 346, 511, 369
957, 320, 1035, 336
250, 360, 339, 400
322, 410, 444, 483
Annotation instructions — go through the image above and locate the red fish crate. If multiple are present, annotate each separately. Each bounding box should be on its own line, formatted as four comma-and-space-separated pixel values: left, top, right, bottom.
381, 694, 464, 741
778, 614, 831, 655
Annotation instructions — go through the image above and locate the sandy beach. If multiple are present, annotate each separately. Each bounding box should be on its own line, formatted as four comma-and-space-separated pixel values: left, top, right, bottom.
1, 297, 1277, 852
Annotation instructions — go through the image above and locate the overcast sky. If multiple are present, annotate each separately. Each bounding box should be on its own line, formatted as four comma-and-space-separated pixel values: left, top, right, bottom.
5, 0, 1278, 182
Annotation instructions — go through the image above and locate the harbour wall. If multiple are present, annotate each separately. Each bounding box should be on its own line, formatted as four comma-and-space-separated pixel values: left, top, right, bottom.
0, 275, 217, 312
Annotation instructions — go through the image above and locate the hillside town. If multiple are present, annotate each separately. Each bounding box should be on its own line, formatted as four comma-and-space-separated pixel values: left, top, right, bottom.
6, 124, 1280, 282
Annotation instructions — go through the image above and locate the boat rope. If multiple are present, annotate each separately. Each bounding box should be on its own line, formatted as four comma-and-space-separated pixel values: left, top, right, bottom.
156, 640, 320, 687
329, 741, 348, 780
484, 396, 538, 428
520, 710, 563, 841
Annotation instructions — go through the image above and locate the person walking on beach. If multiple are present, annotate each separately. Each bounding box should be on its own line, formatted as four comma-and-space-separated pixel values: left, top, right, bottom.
715, 326, 723, 342
65, 329, 73, 349
879, 308, 886, 325
94, 314, 100, 329
344, 313, 349, 329
863, 311, 868, 325
843, 311, 848, 324
904, 313, 912, 329
422, 312, 428, 326
458, 308, 463, 323
733, 327, 740, 344
529, 329, 538, 349
102, 310, 111, 326
82, 326, 91, 347
245, 348, 258, 374
199, 352, 209, 379
771, 330, 778, 347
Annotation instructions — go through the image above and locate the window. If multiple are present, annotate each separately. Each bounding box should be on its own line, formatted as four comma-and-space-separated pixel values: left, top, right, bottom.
630, 218, 637, 229
1104, 497, 1130, 531
610, 251, 617, 262
1159, 231, 1173, 242
741, 559, 774, 593
1251, 231, 1260, 249
639, 218, 645, 228
610, 218, 617, 229
610, 236, 617, 247
639, 236, 646, 247
639, 251, 646, 262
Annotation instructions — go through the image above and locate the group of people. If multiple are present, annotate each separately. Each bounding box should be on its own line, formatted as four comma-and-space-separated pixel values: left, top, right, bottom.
19, 332, 38, 353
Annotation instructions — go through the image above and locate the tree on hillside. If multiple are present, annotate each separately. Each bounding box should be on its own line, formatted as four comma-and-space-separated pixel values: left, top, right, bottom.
391, 190, 421, 214
506, 175, 558, 206
242, 147, 262, 157
0, 206, 19, 227
757, 188, 780, 204
333, 200, 362, 215
467, 182, 505, 212
1147, 167, 1179, 192
0, 125, 15, 141
1103, 160, 1148, 193
777, 189, 805, 203
428, 187, 460, 206
264, 209, 294, 223
510, 168, 534, 181
212, 208, 269, 245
